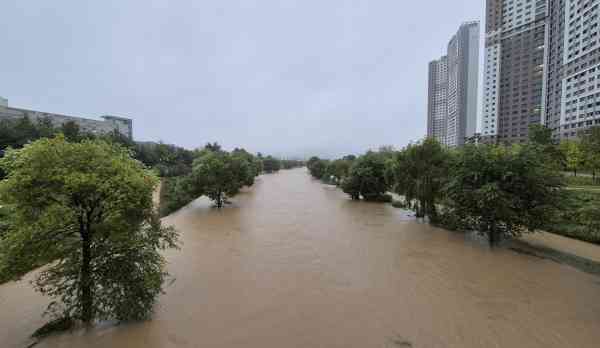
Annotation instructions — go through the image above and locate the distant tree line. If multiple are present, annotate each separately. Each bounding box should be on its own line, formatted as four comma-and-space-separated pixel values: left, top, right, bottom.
308, 125, 600, 246
0, 115, 305, 183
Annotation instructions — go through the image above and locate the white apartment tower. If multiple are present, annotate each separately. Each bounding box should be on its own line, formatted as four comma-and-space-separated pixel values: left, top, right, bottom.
427, 56, 448, 144
427, 22, 480, 147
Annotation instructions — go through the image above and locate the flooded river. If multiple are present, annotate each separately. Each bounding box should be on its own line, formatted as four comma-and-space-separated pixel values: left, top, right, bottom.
2, 168, 600, 347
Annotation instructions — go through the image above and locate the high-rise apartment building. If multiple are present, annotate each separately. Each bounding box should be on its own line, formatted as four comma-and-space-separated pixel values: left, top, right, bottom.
427, 22, 480, 147
544, 0, 600, 140
427, 56, 448, 144
481, 0, 547, 144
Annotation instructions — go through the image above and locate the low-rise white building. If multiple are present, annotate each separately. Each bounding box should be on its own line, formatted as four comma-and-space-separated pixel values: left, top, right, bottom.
0, 97, 133, 139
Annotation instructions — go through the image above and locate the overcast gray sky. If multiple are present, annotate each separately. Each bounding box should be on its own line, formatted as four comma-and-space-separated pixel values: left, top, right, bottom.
2, 0, 484, 158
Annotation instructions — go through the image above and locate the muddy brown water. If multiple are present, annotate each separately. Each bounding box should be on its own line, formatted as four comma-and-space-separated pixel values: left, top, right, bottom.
2, 168, 600, 347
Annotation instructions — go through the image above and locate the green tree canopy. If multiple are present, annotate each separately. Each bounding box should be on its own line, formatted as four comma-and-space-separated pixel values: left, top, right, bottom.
60, 121, 82, 142
326, 158, 353, 183
191, 150, 249, 208
307, 157, 328, 180
559, 140, 586, 176
444, 144, 563, 246
580, 127, 600, 183
341, 151, 389, 201
0, 136, 178, 327
527, 124, 564, 168
262, 155, 281, 173
528, 124, 554, 145
232, 148, 262, 186
388, 138, 449, 219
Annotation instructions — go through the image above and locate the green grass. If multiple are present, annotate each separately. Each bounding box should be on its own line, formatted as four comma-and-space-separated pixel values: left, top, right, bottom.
565, 175, 600, 187
544, 190, 600, 244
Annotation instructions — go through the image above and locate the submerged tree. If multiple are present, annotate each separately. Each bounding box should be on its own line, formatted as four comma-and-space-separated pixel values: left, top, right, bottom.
341, 151, 389, 201
191, 150, 248, 208
326, 158, 353, 184
389, 138, 449, 220
262, 155, 281, 173
444, 144, 563, 246
0, 136, 178, 327
232, 148, 262, 186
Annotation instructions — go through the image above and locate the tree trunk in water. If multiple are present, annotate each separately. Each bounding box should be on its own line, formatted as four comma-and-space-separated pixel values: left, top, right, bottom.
488, 221, 497, 247
217, 191, 223, 208
416, 200, 424, 218
81, 229, 93, 324
428, 199, 437, 222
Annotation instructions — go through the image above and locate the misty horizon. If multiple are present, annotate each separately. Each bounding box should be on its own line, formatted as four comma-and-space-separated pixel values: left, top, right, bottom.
2, 1, 484, 158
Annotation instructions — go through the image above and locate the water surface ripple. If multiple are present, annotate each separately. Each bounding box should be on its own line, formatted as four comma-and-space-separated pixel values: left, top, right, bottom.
2, 168, 600, 347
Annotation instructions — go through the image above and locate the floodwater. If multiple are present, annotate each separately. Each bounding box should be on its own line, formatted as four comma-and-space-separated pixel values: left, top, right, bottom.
2, 168, 600, 347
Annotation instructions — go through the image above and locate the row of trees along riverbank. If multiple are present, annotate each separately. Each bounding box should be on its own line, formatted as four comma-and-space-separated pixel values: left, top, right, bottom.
307, 125, 600, 246
158, 143, 304, 216
0, 117, 304, 340
0, 115, 303, 213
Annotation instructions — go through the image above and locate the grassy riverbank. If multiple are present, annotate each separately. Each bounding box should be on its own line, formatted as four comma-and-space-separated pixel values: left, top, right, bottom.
544, 189, 600, 244
159, 176, 195, 217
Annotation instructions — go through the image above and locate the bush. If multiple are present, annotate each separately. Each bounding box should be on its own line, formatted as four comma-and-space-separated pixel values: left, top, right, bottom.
544, 190, 600, 244
444, 144, 563, 246
159, 176, 195, 217
342, 151, 389, 200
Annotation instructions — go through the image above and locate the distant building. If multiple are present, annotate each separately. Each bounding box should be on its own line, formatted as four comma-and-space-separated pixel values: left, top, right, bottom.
427, 56, 448, 145
0, 97, 133, 139
481, 0, 546, 144
427, 22, 480, 147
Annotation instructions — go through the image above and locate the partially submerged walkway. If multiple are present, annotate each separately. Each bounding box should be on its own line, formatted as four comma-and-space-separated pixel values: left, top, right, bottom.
520, 231, 600, 264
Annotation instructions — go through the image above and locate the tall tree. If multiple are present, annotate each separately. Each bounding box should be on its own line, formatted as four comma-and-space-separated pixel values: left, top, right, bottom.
326, 158, 353, 184
341, 151, 389, 201
204, 142, 222, 152
191, 150, 247, 208
389, 138, 449, 219
308, 158, 328, 179
232, 148, 261, 186
0, 137, 178, 326
528, 124, 554, 145
580, 127, 600, 184
262, 155, 281, 173
528, 124, 563, 169
60, 121, 82, 142
560, 140, 586, 176
444, 144, 563, 246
